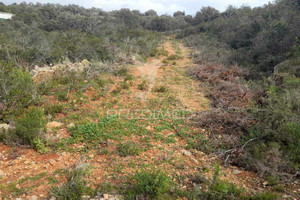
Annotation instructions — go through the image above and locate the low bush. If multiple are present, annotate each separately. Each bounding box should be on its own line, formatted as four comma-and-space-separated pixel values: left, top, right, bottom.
138, 80, 148, 91
117, 142, 143, 157
44, 104, 64, 116
114, 67, 129, 77
0, 107, 47, 148
187, 166, 278, 200
15, 107, 47, 146
236, 78, 300, 176
32, 137, 50, 154
157, 48, 169, 57
150, 48, 158, 57
51, 163, 93, 200
167, 54, 183, 61
126, 170, 174, 199
153, 85, 169, 93
121, 81, 130, 90
0, 61, 38, 121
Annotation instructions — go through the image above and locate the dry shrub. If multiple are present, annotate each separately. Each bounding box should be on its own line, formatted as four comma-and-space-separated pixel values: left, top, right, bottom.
190, 64, 253, 149
189, 65, 246, 84
193, 109, 249, 148
189, 64, 252, 108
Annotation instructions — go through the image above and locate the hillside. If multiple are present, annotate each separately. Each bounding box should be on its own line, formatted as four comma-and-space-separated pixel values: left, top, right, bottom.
0, 1, 299, 200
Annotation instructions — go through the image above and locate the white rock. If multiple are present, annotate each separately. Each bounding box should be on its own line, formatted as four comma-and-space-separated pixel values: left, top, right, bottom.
233, 170, 242, 175
0, 123, 13, 133
49, 159, 56, 166
103, 194, 109, 199
191, 158, 199, 164
46, 121, 63, 129
67, 123, 75, 129
0, 169, 6, 177
180, 149, 192, 156
82, 195, 90, 199
30, 195, 38, 200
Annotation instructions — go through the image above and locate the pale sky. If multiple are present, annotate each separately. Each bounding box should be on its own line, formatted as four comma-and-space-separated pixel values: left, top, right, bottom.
2, 0, 273, 15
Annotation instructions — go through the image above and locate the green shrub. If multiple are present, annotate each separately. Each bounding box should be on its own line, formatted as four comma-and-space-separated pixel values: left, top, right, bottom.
241, 79, 300, 174
167, 54, 182, 60
267, 176, 279, 186
111, 87, 122, 95
153, 85, 168, 93
150, 48, 158, 57
121, 81, 130, 90
56, 91, 69, 101
0, 61, 37, 120
15, 107, 47, 146
138, 80, 148, 91
44, 104, 64, 116
186, 134, 213, 153
96, 79, 107, 88
114, 67, 128, 76
126, 170, 174, 199
117, 142, 143, 157
125, 74, 134, 81
249, 192, 278, 200
32, 137, 50, 154
157, 48, 169, 56
51, 163, 93, 200
208, 181, 243, 200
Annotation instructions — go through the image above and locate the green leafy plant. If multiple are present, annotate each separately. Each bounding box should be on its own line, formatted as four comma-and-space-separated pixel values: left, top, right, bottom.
32, 138, 50, 154
117, 141, 143, 157
44, 104, 64, 116
126, 170, 174, 199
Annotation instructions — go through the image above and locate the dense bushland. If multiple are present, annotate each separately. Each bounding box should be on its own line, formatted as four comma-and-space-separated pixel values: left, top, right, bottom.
1, 1, 299, 74
0, 3, 178, 66
179, 0, 300, 76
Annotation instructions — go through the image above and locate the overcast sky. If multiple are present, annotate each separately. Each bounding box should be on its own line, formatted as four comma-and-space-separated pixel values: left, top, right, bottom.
2, 0, 273, 15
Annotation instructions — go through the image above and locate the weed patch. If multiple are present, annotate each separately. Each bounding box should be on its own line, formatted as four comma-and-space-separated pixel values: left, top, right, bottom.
117, 141, 143, 157
126, 170, 175, 199
51, 163, 94, 200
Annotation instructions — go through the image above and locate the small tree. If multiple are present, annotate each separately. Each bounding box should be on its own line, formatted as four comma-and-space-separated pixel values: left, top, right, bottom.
194, 6, 221, 24
149, 16, 172, 32
145, 9, 158, 17
173, 11, 185, 17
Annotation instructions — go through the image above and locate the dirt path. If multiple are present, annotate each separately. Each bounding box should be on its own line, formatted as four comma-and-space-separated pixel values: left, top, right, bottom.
136, 58, 161, 100
134, 41, 209, 111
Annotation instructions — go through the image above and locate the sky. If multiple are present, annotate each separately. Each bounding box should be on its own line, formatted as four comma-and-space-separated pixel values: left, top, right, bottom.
2, 0, 273, 15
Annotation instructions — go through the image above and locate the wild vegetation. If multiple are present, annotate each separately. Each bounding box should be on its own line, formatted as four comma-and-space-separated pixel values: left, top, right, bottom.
0, 0, 299, 199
